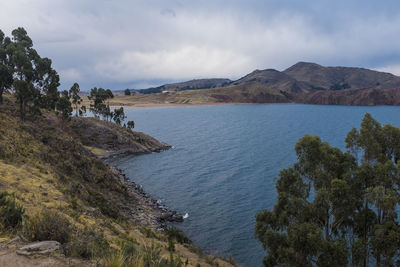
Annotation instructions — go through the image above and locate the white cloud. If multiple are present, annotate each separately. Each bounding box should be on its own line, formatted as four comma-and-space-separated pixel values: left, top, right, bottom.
58, 68, 82, 83
375, 65, 400, 76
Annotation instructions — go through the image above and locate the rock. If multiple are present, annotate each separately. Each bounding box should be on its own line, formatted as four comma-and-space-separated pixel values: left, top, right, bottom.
6, 236, 21, 245
158, 211, 184, 222
171, 213, 184, 222
16, 241, 62, 256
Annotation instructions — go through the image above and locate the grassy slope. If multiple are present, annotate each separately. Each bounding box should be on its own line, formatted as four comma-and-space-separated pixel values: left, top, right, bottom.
81, 82, 289, 107
0, 94, 234, 267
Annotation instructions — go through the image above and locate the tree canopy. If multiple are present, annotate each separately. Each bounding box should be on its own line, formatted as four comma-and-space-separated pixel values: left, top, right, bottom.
255, 113, 400, 267
0, 27, 61, 120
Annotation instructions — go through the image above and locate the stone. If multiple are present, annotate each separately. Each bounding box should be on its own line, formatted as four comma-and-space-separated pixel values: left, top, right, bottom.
16, 241, 62, 256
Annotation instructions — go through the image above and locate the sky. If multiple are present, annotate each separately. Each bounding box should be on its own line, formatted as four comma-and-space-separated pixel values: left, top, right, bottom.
1, 0, 400, 91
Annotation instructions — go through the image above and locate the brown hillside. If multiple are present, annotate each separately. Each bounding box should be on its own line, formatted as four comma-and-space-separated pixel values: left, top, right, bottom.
284, 62, 400, 90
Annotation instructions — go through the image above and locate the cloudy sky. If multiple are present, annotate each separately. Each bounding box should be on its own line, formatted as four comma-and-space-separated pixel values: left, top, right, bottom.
1, 0, 400, 90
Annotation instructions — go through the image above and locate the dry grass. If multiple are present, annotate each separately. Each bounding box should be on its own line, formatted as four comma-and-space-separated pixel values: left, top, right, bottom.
0, 95, 236, 267
80, 81, 288, 108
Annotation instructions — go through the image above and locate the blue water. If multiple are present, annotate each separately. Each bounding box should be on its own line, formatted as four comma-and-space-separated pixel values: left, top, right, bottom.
108, 104, 400, 267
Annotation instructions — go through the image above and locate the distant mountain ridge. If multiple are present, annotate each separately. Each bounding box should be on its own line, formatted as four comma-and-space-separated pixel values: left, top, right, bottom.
137, 78, 231, 94
129, 62, 400, 106
283, 62, 400, 90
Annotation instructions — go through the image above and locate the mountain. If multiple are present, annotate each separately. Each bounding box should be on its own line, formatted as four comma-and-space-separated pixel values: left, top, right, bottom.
116, 62, 400, 106
138, 78, 232, 94
232, 69, 311, 93
284, 62, 400, 90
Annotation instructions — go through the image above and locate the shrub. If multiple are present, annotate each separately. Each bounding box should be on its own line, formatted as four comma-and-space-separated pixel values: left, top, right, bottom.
103, 249, 127, 267
165, 226, 191, 244
168, 238, 175, 252
23, 209, 72, 243
138, 226, 157, 238
0, 191, 24, 230
133, 242, 167, 267
65, 227, 109, 259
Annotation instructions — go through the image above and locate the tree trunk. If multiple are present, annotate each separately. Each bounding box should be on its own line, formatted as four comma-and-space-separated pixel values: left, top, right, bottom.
363, 202, 368, 267
0, 87, 3, 104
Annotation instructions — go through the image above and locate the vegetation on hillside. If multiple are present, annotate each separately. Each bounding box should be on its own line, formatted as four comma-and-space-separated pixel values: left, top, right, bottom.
255, 113, 400, 267
0, 27, 234, 266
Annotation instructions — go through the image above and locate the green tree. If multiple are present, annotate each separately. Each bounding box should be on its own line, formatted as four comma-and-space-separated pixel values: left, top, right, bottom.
255, 134, 353, 266
79, 105, 87, 117
6, 27, 60, 120
69, 82, 82, 117
124, 88, 131, 96
56, 90, 72, 121
9, 27, 38, 120
38, 57, 60, 110
127, 120, 135, 130
87, 87, 113, 119
0, 30, 13, 104
112, 107, 126, 125
256, 113, 400, 267
345, 113, 400, 267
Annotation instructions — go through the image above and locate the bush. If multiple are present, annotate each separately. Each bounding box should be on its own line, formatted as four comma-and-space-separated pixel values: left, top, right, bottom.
165, 226, 191, 244
65, 227, 109, 259
138, 226, 157, 238
23, 209, 72, 244
0, 191, 24, 230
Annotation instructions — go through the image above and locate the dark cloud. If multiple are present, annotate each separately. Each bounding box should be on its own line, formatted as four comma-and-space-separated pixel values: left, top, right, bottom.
1, 0, 400, 90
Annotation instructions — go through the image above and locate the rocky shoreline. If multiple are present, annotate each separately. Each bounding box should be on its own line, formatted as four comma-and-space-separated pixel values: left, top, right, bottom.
108, 163, 184, 228
70, 116, 183, 229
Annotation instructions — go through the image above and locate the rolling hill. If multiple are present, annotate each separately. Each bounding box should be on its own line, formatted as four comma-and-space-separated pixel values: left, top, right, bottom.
112, 62, 400, 106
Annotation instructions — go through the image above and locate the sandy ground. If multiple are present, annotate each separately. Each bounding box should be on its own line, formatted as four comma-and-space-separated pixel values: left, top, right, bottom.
0, 247, 94, 267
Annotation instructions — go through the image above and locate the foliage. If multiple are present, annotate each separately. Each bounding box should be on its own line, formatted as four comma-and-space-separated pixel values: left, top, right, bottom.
165, 226, 192, 244
69, 82, 82, 117
255, 113, 400, 267
138, 226, 158, 238
23, 209, 73, 244
0, 191, 24, 231
124, 88, 131, 96
0, 27, 63, 120
8, 27, 60, 120
330, 82, 351, 90
65, 227, 110, 259
56, 90, 72, 120
112, 107, 126, 125
87, 87, 113, 119
127, 120, 135, 130
0, 30, 13, 105
79, 105, 86, 116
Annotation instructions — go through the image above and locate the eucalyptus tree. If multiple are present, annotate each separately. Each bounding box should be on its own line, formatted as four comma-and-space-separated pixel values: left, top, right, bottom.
69, 82, 82, 116
127, 120, 135, 130
7, 27, 60, 120
55, 90, 72, 121
0, 30, 13, 104
112, 107, 126, 125
88, 87, 114, 119
9, 27, 38, 120
255, 134, 355, 267
38, 57, 60, 110
256, 113, 400, 267
345, 113, 400, 267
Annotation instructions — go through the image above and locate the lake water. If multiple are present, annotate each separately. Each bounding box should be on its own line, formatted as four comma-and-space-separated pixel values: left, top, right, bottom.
108, 104, 400, 267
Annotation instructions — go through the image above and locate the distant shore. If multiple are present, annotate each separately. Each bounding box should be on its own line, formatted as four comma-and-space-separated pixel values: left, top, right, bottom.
108, 102, 237, 109
108, 102, 296, 109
